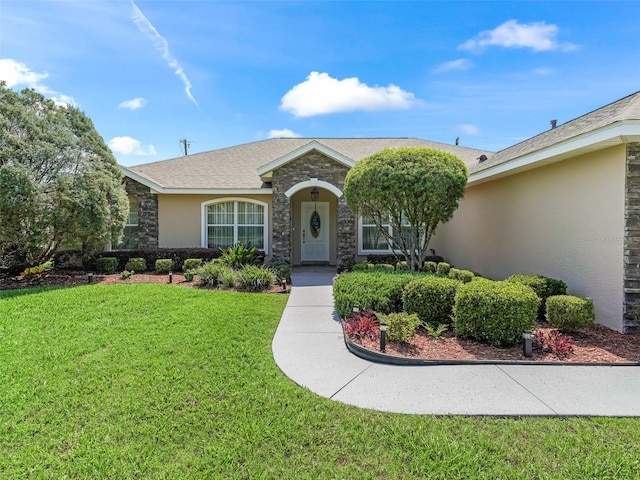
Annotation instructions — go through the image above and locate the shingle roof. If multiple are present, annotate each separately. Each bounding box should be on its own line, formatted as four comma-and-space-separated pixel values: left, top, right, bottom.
126, 138, 490, 190
473, 90, 640, 174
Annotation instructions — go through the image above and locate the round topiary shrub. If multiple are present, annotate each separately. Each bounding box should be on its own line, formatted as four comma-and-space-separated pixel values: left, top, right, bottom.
403, 276, 461, 326
124, 257, 147, 273
96, 257, 118, 274
155, 258, 173, 273
424, 261, 437, 273
376, 311, 421, 343
546, 295, 595, 332
453, 279, 540, 346
436, 262, 451, 276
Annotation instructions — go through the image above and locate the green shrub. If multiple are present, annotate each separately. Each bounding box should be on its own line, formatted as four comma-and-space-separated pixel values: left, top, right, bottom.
125, 257, 147, 273
120, 270, 133, 280
436, 262, 451, 276
507, 274, 567, 317
373, 263, 395, 272
546, 295, 595, 332
237, 266, 274, 292
220, 244, 262, 269
449, 268, 474, 283
220, 269, 237, 289
395, 261, 409, 271
183, 270, 195, 282
377, 312, 421, 343
352, 262, 373, 271
453, 279, 540, 346
96, 257, 118, 274
264, 259, 291, 283
424, 261, 437, 273
183, 258, 203, 272
403, 276, 461, 327
333, 271, 427, 318
155, 259, 173, 273
197, 262, 235, 288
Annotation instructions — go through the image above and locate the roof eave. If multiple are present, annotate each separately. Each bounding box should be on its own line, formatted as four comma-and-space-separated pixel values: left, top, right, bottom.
469, 120, 640, 185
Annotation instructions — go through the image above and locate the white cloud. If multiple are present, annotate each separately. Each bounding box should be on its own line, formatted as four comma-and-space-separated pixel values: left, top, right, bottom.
130, 1, 197, 106
108, 136, 156, 156
268, 129, 302, 138
458, 124, 479, 135
280, 71, 419, 117
433, 59, 473, 73
119, 97, 147, 110
458, 20, 578, 53
0, 58, 75, 106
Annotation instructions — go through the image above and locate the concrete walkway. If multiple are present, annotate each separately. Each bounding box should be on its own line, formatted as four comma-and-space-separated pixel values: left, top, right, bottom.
272, 268, 640, 416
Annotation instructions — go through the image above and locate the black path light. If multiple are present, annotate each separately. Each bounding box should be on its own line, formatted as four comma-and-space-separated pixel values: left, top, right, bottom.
352, 304, 360, 315
523, 330, 533, 358
87, 272, 94, 284
168, 272, 173, 284
380, 322, 388, 353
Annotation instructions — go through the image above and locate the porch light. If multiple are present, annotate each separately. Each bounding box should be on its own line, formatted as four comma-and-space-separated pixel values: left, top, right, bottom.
310, 187, 319, 202
380, 322, 388, 353
523, 330, 533, 358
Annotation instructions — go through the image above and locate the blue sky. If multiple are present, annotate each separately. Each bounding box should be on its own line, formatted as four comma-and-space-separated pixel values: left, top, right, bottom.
1, 1, 639, 166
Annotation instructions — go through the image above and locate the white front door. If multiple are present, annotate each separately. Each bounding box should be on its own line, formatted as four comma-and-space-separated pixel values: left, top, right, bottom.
301, 202, 330, 262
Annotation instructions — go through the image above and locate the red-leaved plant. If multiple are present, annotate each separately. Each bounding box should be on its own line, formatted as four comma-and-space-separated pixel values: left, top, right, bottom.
344, 309, 379, 342
532, 329, 574, 358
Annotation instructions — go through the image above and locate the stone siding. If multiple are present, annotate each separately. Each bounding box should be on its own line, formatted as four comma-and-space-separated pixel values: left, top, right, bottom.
271, 151, 356, 265
124, 178, 159, 249
623, 143, 640, 333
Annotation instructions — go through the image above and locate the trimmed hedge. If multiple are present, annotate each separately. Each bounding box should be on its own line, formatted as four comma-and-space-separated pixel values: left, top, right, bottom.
333, 271, 427, 318
453, 279, 540, 346
424, 261, 437, 273
506, 274, 567, 317
403, 276, 461, 326
155, 259, 173, 273
94, 248, 264, 272
449, 268, 474, 283
367, 254, 444, 265
125, 257, 147, 273
96, 257, 118, 274
546, 295, 595, 332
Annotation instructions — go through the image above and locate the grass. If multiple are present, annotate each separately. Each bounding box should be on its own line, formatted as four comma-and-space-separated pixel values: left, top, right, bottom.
1, 284, 639, 479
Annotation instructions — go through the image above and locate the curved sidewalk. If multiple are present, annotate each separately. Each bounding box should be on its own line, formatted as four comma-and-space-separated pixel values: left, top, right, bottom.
272, 268, 640, 416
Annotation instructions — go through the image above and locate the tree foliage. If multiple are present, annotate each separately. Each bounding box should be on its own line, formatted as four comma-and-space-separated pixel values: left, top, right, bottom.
344, 147, 468, 271
0, 82, 128, 272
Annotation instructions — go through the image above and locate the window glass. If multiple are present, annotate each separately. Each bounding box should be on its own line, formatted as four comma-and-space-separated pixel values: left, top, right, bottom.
206, 201, 265, 250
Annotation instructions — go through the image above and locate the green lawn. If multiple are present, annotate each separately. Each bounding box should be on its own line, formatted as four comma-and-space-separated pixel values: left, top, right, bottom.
1, 284, 639, 479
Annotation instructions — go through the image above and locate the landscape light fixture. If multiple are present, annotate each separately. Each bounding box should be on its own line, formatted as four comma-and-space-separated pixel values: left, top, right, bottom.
523, 330, 533, 358
168, 272, 173, 284
87, 272, 94, 284
380, 322, 388, 353
352, 304, 360, 315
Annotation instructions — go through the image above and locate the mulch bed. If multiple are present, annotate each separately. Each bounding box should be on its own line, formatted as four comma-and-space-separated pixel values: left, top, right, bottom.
351, 322, 640, 364
0, 269, 287, 294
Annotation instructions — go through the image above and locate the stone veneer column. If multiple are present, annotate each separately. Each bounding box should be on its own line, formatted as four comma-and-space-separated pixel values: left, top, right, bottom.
124, 178, 159, 249
271, 151, 356, 265
271, 178, 292, 263
623, 143, 640, 333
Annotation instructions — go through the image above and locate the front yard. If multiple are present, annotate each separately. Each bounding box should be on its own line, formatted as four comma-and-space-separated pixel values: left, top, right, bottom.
1, 284, 639, 478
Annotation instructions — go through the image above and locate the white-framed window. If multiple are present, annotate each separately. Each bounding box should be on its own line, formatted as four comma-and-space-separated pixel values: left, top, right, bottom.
115, 197, 139, 250
358, 216, 412, 254
201, 198, 268, 252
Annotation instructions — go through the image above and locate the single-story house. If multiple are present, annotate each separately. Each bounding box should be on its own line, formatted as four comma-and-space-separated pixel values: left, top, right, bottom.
120, 91, 640, 333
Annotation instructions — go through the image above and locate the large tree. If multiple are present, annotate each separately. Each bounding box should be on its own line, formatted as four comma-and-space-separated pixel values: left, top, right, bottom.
0, 83, 128, 272
344, 147, 468, 271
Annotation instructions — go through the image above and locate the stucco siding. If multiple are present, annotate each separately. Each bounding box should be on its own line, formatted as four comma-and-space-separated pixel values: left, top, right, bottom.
157, 194, 273, 252
431, 145, 626, 331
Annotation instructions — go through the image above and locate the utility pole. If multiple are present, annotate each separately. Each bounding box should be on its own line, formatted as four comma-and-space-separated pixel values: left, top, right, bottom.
180, 139, 192, 156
